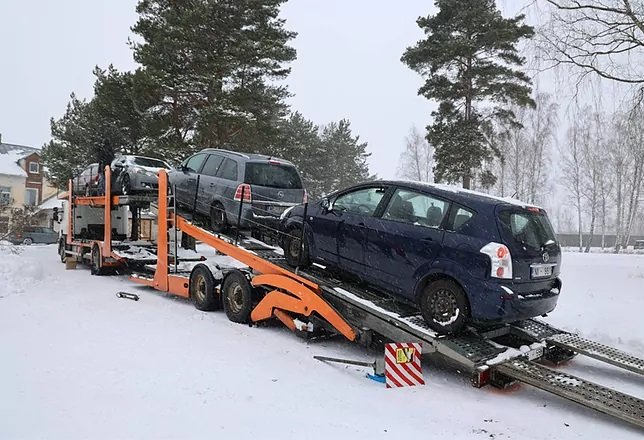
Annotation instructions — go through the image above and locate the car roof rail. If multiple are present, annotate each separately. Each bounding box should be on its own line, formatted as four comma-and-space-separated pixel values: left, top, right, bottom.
208, 148, 250, 159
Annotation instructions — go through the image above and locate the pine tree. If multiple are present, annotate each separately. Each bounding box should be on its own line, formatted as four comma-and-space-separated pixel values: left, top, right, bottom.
401, 0, 534, 189
319, 120, 372, 194
131, 0, 296, 154
271, 113, 327, 199
42, 67, 159, 187
42, 95, 95, 188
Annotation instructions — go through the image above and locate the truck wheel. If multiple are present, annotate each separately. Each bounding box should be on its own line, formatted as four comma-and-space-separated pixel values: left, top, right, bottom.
283, 227, 310, 268
418, 279, 469, 335
210, 202, 228, 233
221, 270, 253, 323
90, 244, 104, 275
190, 264, 221, 311
58, 238, 67, 263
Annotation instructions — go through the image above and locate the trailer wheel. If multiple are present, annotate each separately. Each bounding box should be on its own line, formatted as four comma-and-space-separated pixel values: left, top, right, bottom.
190, 264, 221, 311
90, 244, 104, 276
221, 270, 253, 323
418, 279, 469, 335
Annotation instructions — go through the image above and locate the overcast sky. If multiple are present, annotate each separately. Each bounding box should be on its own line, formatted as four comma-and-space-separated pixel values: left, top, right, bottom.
1, 0, 538, 180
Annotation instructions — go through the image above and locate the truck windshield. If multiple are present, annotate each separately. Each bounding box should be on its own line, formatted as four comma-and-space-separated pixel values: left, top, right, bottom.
244, 162, 303, 189
497, 208, 557, 251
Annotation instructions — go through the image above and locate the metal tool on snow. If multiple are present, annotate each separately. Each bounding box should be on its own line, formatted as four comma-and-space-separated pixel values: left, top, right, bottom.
116, 292, 140, 301
313, 355, 386, 383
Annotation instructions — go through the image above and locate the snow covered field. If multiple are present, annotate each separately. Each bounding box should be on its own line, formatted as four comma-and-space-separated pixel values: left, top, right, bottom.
1, 245, 643, 439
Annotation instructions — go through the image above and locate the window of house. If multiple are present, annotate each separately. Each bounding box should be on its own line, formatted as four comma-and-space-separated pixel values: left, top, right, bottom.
29, 162, 40, 174
0, 186, 11, 206
25, 188, 39, 206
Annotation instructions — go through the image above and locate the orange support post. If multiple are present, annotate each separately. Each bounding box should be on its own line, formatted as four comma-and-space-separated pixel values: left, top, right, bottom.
153, 169, 170, 292
102, 166, 112, 257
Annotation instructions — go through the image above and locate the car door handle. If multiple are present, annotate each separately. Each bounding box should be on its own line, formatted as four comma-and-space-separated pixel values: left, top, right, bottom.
209, 182, 215, 187
422, 237, 434, 242
357, 222, 365, 227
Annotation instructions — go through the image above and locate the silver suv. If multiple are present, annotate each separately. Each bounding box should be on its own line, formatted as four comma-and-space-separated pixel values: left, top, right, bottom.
169, 149, 306, 232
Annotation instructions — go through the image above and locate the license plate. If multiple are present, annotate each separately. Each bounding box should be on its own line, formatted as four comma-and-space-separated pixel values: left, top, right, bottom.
531, 265, 552, 278
527, 346, 544, 361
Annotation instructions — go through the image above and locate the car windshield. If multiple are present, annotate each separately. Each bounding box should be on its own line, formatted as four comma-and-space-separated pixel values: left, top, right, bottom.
497, 208, 557, 251
244, 162, 303, 189
131, 157, 169, 168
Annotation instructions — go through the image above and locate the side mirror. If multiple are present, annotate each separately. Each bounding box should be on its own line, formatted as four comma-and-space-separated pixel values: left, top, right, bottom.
320, 197, 331, 212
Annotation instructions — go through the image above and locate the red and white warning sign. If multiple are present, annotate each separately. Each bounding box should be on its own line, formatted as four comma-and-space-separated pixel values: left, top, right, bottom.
384, 342, 424, 388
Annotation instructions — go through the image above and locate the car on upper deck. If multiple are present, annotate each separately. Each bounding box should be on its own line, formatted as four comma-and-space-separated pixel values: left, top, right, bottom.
169, 149, 306, 232
280, 180, 562, 334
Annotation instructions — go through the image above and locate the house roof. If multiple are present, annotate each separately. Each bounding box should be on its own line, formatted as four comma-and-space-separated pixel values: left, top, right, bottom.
0, 143, 39, 178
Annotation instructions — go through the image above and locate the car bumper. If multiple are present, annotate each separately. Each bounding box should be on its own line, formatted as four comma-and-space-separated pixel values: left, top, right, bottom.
131, 174, 159, 192
468, 278, 561, 324
234, 204, 295, 231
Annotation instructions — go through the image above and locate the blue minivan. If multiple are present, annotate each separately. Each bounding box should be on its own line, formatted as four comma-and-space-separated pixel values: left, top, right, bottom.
280, 181, 562, 334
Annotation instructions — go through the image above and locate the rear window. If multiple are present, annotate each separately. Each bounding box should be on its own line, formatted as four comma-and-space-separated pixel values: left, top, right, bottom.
244, 162, 303, 189
132, 157, 168, 168
497, 208, 557, 251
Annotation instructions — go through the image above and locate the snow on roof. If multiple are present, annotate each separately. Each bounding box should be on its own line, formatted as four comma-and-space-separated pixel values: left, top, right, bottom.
39, 195, 62, 210
430, 183, 540, 208
397, 179, 541, 209
0, 143, 39, 178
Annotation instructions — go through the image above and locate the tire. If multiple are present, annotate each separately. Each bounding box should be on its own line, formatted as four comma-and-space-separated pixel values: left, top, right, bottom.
22, 237, 33, 246
90, 245, 103, 275
418, 279, 469, 335
210, 202, 228, 233
221, 270, 254, 323
58, 238, 67, 263
121, 174, 131, 195
283, 227, 311, 268
190, 264, 221, 311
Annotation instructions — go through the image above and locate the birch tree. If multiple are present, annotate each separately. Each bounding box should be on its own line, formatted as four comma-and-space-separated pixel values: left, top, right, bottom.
397, 125, 434, 182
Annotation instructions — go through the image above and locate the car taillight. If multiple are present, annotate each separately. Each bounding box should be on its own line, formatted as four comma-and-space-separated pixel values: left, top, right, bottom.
94, 175, 99, 182
234, 183, 252, 202
302, 189, 308, 204
480, 242, 513, 280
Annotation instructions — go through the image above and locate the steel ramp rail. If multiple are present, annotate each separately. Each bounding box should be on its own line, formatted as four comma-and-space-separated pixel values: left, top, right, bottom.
547, 333, 644, 376
495, 359, 644, 429
511, 319, 644, 376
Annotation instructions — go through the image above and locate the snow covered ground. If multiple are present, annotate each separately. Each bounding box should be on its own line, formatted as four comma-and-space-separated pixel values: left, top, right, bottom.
1, 244, 643, 439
